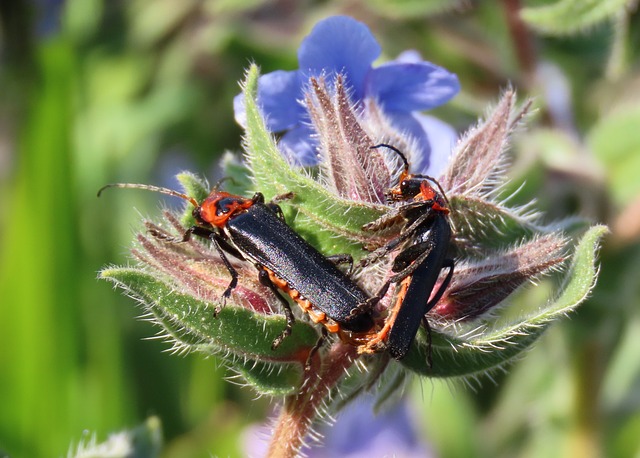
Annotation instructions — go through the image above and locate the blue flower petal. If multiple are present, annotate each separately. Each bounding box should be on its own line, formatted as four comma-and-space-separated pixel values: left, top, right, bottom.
411, 114, 458, 177
297, 16, 381, 100
278, 125, 319, 166
304, 396, 432, 458
233, 93, 248, 127
366, 62, 460, 112
387, 112, 457, 176
234, 70, 303, 131
386, 112, 433, 171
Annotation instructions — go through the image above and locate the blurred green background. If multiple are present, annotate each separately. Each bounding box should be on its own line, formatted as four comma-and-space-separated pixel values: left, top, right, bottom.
1, 1, 639, 457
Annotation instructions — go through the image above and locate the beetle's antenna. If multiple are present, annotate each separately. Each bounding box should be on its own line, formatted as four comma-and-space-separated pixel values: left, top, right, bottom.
213, 176, 237, 192
371, 143, 410, 179
371, 144, 450, 206
97, 183, 199, 207
412, 174, 449, 205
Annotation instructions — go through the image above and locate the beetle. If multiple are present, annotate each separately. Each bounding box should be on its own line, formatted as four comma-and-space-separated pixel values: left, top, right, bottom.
98, 182, 376, 351
358, 144, 454, 361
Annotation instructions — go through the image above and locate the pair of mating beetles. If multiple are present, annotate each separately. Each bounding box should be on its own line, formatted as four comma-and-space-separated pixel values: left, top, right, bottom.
99, 145, 454, 362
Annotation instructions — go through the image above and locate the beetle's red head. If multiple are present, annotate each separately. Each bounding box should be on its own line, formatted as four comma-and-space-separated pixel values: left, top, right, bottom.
387, 178, 449, 214
196, 191, 255, 228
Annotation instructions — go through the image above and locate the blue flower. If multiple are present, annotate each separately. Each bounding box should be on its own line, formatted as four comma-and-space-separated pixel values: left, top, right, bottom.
242, 396, 432, 457
234, 15, 460, 172
304, 395, 433, 458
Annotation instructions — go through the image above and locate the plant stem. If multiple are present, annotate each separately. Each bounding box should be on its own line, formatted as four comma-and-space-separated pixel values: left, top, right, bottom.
501, 0, 537, 88
267, 344, 359, 458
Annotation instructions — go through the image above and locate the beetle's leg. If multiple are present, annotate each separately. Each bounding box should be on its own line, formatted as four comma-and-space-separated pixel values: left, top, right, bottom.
423, 258, 454, 312
391, 239, 432, 273
349, 280, 390, 318
265, 202, 286, 221
388, 241, 435, 283
305, 327, 328, 371
359, 209, 434, 268
257, 268, 296, 350
326, 254, 354, 275
264, 193, 295, 221
422, 317, 433, 369
210, 233, 240, 315
148, 224, 211, 243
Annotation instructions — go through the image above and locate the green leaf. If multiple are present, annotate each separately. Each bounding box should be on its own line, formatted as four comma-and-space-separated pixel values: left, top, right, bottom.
101, 267, 318, 394
240, 64, 386, 259
401, 225, 608, 377
521, 0, 630, 35
366, 0, 466, 18
588, 106, 640, 206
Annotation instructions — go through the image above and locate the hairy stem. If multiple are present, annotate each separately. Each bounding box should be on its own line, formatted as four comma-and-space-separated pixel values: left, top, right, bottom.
267, 344, 359, 458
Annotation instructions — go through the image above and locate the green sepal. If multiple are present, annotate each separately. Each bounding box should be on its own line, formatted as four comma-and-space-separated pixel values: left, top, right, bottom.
449, 195, 537, 254
240, 64, 386, 259
101, 267, 319, 394
400, 225, 608, 377
233, 358, 304, 397
175, 171, 210, 228
449, 195, 585, 256
219, 152, 254, 196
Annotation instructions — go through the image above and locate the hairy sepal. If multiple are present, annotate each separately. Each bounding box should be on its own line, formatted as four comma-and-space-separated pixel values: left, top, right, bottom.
400, 225, 607, 377
101, 268, 317, 395
306, 76, 394, 204
176, 171, 209, 227
442, 89, 520, 198
439, 232, 568, 320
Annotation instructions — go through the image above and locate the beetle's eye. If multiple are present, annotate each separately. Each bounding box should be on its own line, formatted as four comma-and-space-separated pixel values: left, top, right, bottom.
400, 180, 419, 198
213, 198, 234, 216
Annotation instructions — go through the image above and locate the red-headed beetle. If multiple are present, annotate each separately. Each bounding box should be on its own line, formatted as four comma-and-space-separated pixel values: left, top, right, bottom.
99, 183, 377, 351
358, 145, 454, 362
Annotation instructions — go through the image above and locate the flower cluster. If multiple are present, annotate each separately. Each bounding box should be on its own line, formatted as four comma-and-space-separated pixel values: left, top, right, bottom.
102, 15, 604, 458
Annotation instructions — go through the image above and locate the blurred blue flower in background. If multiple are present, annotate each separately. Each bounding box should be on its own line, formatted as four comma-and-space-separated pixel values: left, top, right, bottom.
305, 396, 433, 458
33, 0, 65, 37
234, 15, 460, 170
243, 396, 432, 458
